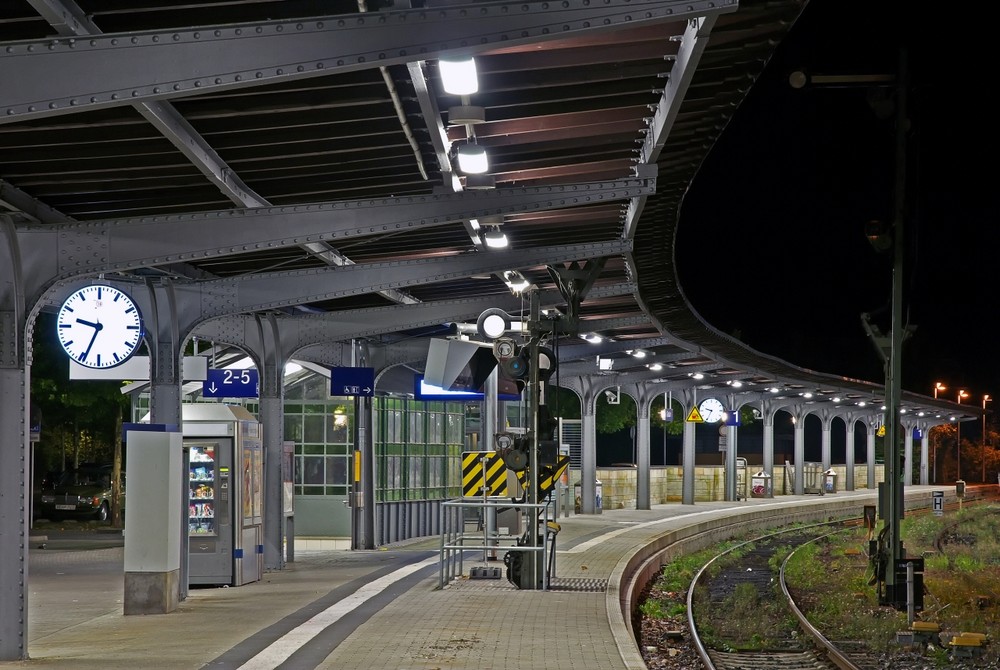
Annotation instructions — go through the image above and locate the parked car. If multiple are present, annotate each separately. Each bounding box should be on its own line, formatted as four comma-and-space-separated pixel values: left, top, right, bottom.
34, 465, 123, 522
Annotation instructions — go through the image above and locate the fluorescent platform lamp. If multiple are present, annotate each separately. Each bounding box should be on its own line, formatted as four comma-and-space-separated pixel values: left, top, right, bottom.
439, 57, 479, 95
457, 144, 488, 174
502, 270, 530, 293
484, 227, 508, 248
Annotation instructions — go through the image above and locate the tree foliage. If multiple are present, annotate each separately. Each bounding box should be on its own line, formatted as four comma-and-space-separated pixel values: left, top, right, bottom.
30, 314, 130, 475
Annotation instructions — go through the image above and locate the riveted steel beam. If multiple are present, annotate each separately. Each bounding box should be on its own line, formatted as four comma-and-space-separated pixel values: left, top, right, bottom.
625, 15, 715, 239
192, 291, 557, 350
556, 336, 689, 361
192, 239, 631, 316
0, 0, 737, 123
18, 178, 655, 294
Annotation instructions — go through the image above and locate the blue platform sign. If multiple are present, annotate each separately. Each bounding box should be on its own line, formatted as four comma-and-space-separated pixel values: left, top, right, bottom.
203, 368, 259, 398
331, 366, 375, 397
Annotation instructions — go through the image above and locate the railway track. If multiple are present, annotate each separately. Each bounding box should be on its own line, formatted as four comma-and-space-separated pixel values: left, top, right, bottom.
687, 520, 873, 670
636, 487, 999, 670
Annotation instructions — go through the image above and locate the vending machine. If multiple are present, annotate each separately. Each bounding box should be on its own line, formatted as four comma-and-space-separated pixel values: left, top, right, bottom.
180, 404, 264, 587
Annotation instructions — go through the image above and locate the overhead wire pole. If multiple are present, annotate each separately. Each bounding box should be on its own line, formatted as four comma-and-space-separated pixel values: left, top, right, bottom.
883, 46, 909, 607
793, 48, 910, 608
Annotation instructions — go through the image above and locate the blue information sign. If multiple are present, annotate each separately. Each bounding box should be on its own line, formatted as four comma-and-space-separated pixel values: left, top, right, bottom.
202, 368, 259, 398
331, 366, 375, 397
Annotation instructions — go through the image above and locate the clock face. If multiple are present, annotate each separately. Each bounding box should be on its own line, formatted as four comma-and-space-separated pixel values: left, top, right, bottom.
56, 285, 144, 369
698, 398, 725, 423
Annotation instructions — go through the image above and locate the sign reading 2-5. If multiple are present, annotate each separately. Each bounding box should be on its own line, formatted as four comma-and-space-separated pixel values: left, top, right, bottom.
56, 284, 144, 369
203, 368, 259, 398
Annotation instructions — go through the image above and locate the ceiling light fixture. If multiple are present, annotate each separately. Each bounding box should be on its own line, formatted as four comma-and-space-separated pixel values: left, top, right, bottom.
448, 105, 486, 125
584, 334, 602, 343
439, 57, 479, 95
648, 363, 663, 371
456, 144, 488, 174
464, 174, 495, 190
484, 227, 508, 248
502, 270, 530, 293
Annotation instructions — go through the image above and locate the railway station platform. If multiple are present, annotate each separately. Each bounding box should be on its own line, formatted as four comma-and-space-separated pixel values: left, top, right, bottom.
6, 486, 952, 670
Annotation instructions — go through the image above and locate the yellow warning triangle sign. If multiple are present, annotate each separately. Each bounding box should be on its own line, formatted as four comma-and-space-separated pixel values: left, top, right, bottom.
686, 406, 704, 423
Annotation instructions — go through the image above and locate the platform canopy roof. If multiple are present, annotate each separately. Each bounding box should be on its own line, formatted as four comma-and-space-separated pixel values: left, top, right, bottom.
0, 0, 972, 422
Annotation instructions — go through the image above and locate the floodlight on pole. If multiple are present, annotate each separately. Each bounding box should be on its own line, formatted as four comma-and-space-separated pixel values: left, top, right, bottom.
957, 389, 968, 480
933, 382, 946, 398
983, 394, 992, 483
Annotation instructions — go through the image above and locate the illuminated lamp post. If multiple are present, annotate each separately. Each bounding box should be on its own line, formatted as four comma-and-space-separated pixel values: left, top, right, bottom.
931, 382, 945, 483
983, 394, 992, 483
957, 389, 968, 480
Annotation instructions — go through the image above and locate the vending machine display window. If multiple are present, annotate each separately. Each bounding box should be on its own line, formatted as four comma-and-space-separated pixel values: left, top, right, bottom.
189, 444, 217, 535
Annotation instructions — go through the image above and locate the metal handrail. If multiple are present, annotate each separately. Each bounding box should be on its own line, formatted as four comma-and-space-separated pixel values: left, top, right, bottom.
439, 497, 556, 589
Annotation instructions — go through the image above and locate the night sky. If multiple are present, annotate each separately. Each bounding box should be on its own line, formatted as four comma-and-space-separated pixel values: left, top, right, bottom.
676, 0, 999, 404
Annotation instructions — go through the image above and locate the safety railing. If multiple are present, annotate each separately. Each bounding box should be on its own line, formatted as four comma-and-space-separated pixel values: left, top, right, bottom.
439, 497, 558, 589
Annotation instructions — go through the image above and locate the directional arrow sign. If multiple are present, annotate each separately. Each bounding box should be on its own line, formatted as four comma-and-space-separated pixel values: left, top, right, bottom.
203, 368, 259, 398
331, 366, 375, 397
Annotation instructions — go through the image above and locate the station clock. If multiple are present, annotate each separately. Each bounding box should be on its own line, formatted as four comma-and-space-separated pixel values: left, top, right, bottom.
56, 284, 144, 369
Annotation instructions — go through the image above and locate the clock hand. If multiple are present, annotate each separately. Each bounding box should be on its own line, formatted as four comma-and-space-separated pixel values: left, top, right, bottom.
80, 326, 100, 363
76, 318, 101, 329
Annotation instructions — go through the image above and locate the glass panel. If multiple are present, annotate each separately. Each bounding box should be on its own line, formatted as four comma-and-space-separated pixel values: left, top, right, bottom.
409, 411, 424, 443
429, 413, 444, 443
284, 416, 303, 442
409, 456, 422, 489
303, 456, 325, 485
303, 376, 329, 400
325, 456, 348, 485
388, 456, 401, 488
304, 415, 325, 443
446, 413, 463, 443
328, 414, 349, 443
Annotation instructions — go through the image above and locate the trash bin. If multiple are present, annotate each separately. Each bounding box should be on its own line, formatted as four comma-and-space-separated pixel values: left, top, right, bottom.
956, 480, 965, 498
824, 468, 837, 493
574, 480, 603, 514
750, 471, 772, 498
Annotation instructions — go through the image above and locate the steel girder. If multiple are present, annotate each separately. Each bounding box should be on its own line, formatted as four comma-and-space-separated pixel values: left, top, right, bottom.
191, 291, 563, 358
16, 177, 654, 304
37, 240, 631, 359
624, 16, 714, 240
187, 239, 632, 317
0, 0, 738, 124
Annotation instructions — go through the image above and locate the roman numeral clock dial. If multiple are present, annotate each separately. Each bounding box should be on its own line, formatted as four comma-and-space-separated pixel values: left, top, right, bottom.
56, 285, 144, 369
